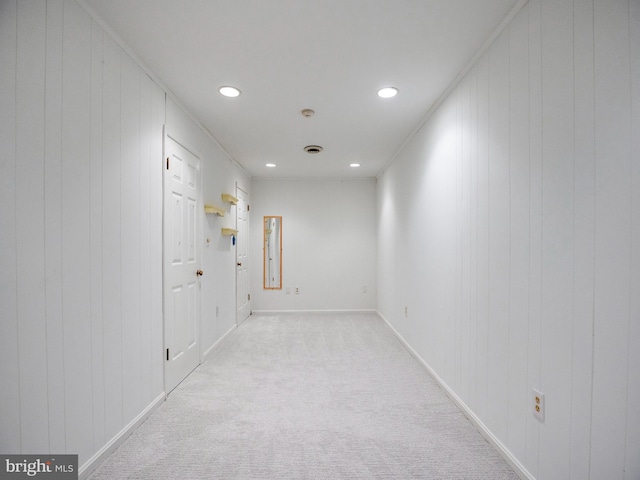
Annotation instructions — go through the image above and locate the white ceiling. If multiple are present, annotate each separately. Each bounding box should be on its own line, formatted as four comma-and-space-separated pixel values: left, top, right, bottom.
85, 0, 519, 178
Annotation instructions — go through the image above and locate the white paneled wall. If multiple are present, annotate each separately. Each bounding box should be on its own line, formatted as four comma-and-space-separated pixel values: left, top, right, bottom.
377, 0, 639, 479
0, 1, 248, 474
0, 0, 165, 473
251, 179, 377, 312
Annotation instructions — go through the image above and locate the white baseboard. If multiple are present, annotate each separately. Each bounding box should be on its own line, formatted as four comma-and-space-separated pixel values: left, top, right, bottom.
375, 311, 535, 480
202, 323, 238, 363
251, 309, 377, 315
78, 392, 165, 480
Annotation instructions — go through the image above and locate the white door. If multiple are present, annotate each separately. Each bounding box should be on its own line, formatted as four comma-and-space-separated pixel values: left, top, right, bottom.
163, 133, 201, 394
236, 185, 250, 324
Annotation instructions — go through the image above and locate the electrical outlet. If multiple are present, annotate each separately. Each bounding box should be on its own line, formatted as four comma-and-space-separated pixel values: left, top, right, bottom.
295, 287, 300, 294
404, 306, 408, 318
215, 306, 219, 318
363, 285, 367, 293
533, 389, 545, 422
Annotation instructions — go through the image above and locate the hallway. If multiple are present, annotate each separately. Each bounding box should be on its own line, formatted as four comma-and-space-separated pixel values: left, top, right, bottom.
88, 313, 518, 479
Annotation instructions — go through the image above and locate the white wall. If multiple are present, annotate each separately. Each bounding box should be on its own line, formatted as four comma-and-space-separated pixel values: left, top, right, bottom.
251, 178, 376, 312
0, 0, 165, 469
0, 0, 248, 476
377, 1, 640, 479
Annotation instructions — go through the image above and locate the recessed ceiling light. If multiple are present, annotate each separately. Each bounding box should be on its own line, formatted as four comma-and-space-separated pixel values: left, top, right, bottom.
377, 87, 398, 98
219, 86, 241, 98
350, 163, 361, 168
304, 145, 323, 154
266, 163, 277, 168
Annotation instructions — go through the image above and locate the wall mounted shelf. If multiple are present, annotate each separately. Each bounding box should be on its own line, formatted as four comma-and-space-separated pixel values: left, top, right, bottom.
221, 193, 238, 205
204, 204, 225, 216
221, 228, 238, 236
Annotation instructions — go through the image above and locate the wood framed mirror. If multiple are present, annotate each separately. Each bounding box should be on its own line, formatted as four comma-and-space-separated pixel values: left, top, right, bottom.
263, 216, 282, 289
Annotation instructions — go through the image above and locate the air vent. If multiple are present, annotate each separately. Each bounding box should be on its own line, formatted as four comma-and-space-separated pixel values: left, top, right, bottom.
304, 145, 323, 154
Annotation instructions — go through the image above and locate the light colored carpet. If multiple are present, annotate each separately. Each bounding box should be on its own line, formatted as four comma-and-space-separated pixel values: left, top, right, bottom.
88, 312, 519, 479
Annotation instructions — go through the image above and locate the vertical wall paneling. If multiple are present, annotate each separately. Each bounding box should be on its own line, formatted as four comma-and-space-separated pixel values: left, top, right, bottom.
626, 2, 640, 478
453, 98, 461, 383
150, 88, 165, 397
375, 0, 638, 478
507, 7, 529, 462
0, 0, 178, 471
432, 115, 448, 368
61, 0, 93, 461
120, 53, 142, 424
525, 0, 543, 474
138, 73, 153, 407
486, 28, 510, 441
16, 0, 49, 453
467, 64, 479, 414
45, 0, 66, 454
89, 17, 106, 451
591, 0, 632, 477
453, 84, 463, 392
474, 54, 490, 424
539, 0, 574, 477
0, 0, 20, 453
571, 0, 596, 478
417, 128, 436, 357
101, 32, 124, 443
445, 93, 458, 383
459, 73, 471, 403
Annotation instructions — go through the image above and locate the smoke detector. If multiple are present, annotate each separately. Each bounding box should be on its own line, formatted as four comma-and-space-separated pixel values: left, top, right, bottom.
304, 145, 323, 154
301, 108, 315, 118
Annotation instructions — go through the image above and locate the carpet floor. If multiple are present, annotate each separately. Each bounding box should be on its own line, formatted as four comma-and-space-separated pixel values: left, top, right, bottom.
87, 312, 519, 479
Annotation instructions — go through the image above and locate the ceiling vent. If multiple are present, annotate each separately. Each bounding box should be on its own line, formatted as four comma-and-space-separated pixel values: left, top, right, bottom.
304, 145, 323, 154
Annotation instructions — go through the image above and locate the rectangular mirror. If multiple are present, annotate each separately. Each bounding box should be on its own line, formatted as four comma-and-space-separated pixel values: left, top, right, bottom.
263, 216, 282, 289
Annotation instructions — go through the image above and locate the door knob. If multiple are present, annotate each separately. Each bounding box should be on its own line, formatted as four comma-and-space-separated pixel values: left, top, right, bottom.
196, 269, 204, 276
237, 262, 242, 266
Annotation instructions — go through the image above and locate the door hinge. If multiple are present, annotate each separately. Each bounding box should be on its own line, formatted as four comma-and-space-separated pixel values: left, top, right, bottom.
248, 293, 250, 301
166, 348, 169, 361
166, 157, 170, 170
247, 204, 250, 212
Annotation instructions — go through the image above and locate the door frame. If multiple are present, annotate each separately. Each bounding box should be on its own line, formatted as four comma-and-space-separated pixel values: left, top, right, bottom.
236, 182, 250, 325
